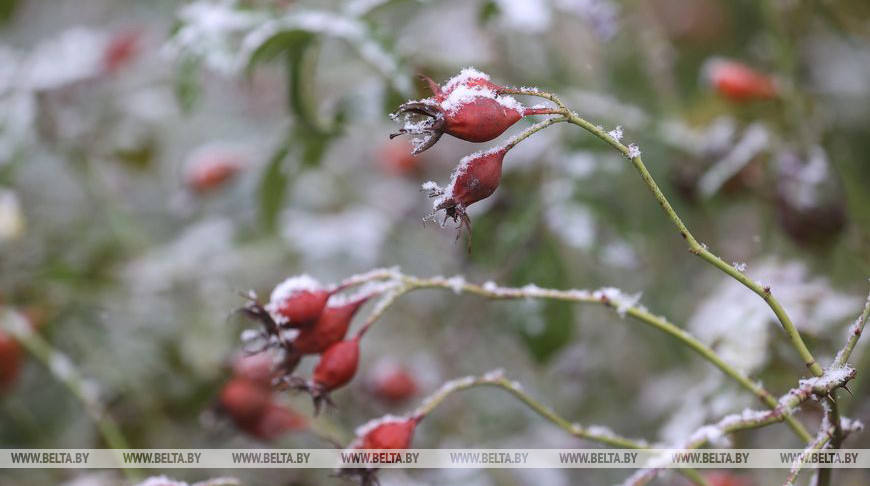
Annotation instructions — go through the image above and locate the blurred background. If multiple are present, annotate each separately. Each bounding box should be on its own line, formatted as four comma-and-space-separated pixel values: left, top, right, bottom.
1, 0, 869, 485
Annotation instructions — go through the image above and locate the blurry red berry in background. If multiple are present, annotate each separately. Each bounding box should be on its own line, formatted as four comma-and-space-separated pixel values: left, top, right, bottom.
243, 402, 308, 440
184, 145, 247, 194
231, 352, 275, 389
368, 362, 418, 403
377, 138, 422, 177
219, 376, 306, 441
703, 472, 753, 486
218, 377, 271, 428
103, 29, 141, 74
0, 330, 22, 392
704, 59, 778, 102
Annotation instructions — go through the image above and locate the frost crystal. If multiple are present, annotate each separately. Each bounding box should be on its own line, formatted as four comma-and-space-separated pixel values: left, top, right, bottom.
353, 413, 410, 439
265, 275, 321, 324
607, 125, 623, 141
627, 143, 641, 159
798, 365, 855, 392
732, 262, 748, 272
421, 181, 441, 192
445, 275, 467, 294
443, 67, 490, 92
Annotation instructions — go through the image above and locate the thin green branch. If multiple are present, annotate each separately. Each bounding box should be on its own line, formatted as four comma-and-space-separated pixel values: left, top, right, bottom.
833, 290, 869, 368
505, 87, 824, 377
624, 365, 855, 486
342, 272, 811, 442
407, 371, 708, 486
0, 309, 139, 480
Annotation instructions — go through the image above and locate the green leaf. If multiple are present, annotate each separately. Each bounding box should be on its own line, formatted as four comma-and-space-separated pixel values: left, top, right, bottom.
0, 0, 17, 24
478, 0, 500, 25
174, 56, 201, 114
510, 236, 576, 363
259, 138, 293, 232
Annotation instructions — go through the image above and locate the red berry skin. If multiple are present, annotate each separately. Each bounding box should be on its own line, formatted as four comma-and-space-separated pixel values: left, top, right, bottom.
0, 331, 22, 391
186, 151, 245, 194
707, 60, 777, 102
445, 98, 523, 143
272, 289, 330, 328
291, 299, 367, 354
371, 366, 418, 403
439, 149, 507, 212
219, 378, 271, 428
232, 352, 275, 389
704, 472, 752, 486
103, 30, 141, 74
378, 139, 422, 177
359, 419, 417, 450
244, 402, 307, 440
312, 339, 360, 392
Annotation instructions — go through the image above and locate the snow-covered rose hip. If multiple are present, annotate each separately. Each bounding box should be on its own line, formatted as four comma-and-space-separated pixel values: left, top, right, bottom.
341, 414, 422, 485
425, 146, 510, 234
265, 275, 331, 328
352, 414, 419, 450
391, 68, 556, 154
704, 58, 777, 102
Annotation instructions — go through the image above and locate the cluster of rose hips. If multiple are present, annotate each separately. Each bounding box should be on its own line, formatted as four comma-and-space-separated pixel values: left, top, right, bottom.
391, 68, 558, 237
231, 273, 426, 484
217, 352, 308, 441
237, 275, 385, 414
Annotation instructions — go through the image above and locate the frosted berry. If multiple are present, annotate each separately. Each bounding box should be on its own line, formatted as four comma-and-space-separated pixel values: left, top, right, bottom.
391, 68, 554, 154
265, 275, 331, 328
426, 147, 509, 236
353, 415, 419, 450
704, 59, 777, 102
